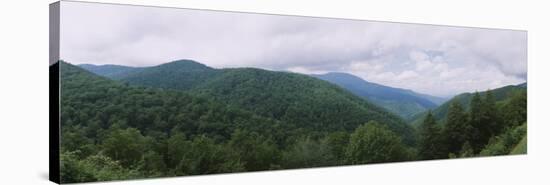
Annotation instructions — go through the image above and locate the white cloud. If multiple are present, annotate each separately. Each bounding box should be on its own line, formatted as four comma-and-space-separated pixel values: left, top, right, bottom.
409, 50, 429, 62
60, 1, 527, 97
396, 70, 419, 80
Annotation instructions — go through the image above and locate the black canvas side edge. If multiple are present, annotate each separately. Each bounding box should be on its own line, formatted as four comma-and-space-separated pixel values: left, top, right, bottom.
49, 1, 61, 184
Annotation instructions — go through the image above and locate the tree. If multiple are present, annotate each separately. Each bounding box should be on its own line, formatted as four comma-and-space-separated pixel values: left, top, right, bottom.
59, 61, 421, 182
481, 90, 500, 138
61, 126, 95, 157
228, 129, 280, 171
501, 90, 527, 128
166, 132, 191, 170
469, 92, 485, 152
79, 153, 140, 181
137, 151, 167, 177
173, 135, 245, 175
60, 151, 139, 183
60, 151, 95, 183
418, 111, 446, 160
479, 123, 526, 156
443, 101, 472, 155
322, 131, 349, 164
345, 121, 409, 164
282, 136, 328, 168
458, 141, 474, 158
102, 127, 148, 167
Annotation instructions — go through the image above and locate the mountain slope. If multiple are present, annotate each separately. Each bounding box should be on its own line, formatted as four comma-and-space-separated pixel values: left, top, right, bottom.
81, 60, 416, 145
78, 63, 140, 79
404, 91, 448, 105
62, 61, 287, 142
80, 60, 222, 90
59, 61, 423, 182
312, 72, 444, 119
409, 83, 527, 126
192, 69, 414, 144
117, 60, 222, 90
510, 135, 527, 155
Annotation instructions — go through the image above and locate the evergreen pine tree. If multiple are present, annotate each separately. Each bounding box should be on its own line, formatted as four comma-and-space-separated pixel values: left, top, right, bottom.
482, 90, 500, 136
418, 111, 446, 160
443, 100, 471, 155
469, 92, 485, 152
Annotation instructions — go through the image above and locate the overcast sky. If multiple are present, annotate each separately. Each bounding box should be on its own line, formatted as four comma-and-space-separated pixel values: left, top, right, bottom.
60, 1, 527, 97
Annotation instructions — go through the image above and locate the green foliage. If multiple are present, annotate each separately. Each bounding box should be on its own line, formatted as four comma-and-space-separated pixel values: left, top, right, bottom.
443, 100, 472, 155
137, 151, 167, 177
228, 129, 280, 171
172, 135, 245, 175
417, 112, 447, 159
480, 91, 501, 140
412, 84, 526, 158
501, 90, 527, 128
89, 61, 416, 146
113, 60, 222, 90
192, 68, 415, 145
409, 84, 526, 126
469, 91, 503, 152
60, 151, 140, 183
458, 141, 474, 158
467, 92, 485, 152
323, 131, 350, 164
60, 151, 95, 183
79, 154, 140, 181
479, 123, 526, 156
59, 60, 526, 182
60, 126, 96, 157
510, 136, 527, 155
282, 137, 331, 168
345, 121, 409, 164
102, 127, 149, 167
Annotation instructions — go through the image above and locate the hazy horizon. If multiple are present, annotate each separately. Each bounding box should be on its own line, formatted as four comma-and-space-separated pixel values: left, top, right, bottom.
60, 1, 527, 97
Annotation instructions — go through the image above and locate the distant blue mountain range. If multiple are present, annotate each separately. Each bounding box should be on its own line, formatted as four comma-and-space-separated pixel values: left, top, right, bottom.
312, 72, 447, 119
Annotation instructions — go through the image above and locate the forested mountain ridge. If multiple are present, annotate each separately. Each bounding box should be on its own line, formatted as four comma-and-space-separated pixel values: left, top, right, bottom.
80, 60, 416, 145
61, 59, 526, 183
312, 72, 445, 119
414, 83, 526, 159
62, 61, 281, 140
61, 60, 419, 183
78, 63, 140, 79
192, 68, 414, 144
80, 60, 221, 90
409, 83, 527, 125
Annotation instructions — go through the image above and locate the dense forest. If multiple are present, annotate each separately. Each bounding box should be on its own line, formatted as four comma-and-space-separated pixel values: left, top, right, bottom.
59, 60, 526, 183
416, 89, 527, 159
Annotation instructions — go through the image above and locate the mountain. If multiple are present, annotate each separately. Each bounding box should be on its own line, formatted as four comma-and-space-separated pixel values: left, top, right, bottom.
312, 72, 445, 120
63, 61, 277, 135
60, 61, 422, 182
409, 83, 527, 126
80, 60, 416, 145
115, 60, 223, 90
404, 91, 448, 105
78, 63, 139, 79
80, 60, 221, 90
60, 60, 525, 182
192, 68, 415, 144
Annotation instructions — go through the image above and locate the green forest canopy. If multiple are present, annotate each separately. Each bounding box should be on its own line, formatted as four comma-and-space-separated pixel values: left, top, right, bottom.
60, 60, 527, 183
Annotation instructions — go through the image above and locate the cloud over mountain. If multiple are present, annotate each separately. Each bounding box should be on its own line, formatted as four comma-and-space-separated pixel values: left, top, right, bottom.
61, 2, 527, 96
